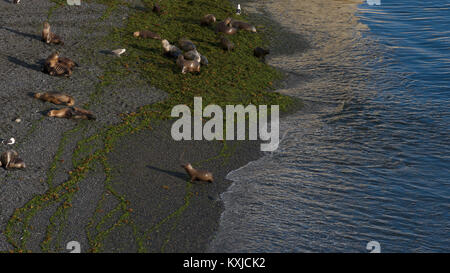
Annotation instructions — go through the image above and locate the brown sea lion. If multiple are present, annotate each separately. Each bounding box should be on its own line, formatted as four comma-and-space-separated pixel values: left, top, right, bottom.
47, 107, 96, 120
152, 3, 162, 15
230, 20, 257, 32
201, 14, 216, 26
46, 53, 72, 76
34, 92, 75, 106
220, 37, 234, 51
44, 52, 73, 77
42, 21, 64, 45
183, 49, 201, 63
216, 18, 238, 35
176, 55, 200, 74
200, 54, 209, 66
0, 150, 26, 170
179, 38, 196, 51
162, 39, 182, 58
254, 47, 270, 59
182, 163, 213, 183
58, 57, 78, 69
133, 30, 161, 40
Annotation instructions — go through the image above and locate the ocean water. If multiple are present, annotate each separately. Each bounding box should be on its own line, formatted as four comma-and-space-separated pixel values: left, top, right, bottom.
209, 0, 450, 252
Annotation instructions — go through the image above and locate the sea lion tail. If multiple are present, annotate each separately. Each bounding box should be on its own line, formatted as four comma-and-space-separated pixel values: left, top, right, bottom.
87, 113, 96, 120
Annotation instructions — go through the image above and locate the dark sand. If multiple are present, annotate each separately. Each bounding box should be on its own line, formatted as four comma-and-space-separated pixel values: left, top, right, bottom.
0, 0, 308, 252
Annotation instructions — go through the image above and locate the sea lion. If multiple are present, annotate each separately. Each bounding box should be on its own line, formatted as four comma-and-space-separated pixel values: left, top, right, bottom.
178, 38, 196, 51
44, 52, 73, 77
45, 53, 72, 77
34, 92, 75, 106
59, 57, 78, 69
216, 18, 238, 35
182, 163, 213, 183
42, 21, 64, 45
183, 49, 201, 63
220, 37, 234, 51
152, 3, 162, 15
230, 20, 257, 32
0, 150, 26, 170
162, 39, 182, 58
47, 107, 96, 120
133, 30, 161, 40
200, 54, 209, 66
201, 14, 216, 26
254, 47, 270, 59
176, 55, 200, 74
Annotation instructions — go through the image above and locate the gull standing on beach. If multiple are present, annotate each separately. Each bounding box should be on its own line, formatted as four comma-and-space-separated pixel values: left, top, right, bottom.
236, 4, 241, 15
111, 49, 126, 57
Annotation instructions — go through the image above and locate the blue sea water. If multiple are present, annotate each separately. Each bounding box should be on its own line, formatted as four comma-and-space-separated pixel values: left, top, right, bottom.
210, 0, 449, 252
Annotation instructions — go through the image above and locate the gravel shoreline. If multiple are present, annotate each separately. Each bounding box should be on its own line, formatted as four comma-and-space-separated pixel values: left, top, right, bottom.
0, 0, 307, 252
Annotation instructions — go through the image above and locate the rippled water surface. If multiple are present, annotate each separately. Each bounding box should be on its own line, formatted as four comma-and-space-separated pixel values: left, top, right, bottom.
210, 0, 450, 252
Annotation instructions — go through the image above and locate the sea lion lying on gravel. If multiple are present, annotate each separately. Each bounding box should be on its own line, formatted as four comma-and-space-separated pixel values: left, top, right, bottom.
200, 55, 209, 66
133, 30, 161, 40
47, 107, 96, 120
201, 14, 216, 26
179, 38, 197, 51
176, 55, 200, 74
182, 163, 213, 183
42, 21, 64, 45
0, 150, 26, 170
44, 52, 76, 77
34, 92, 75, 106
230, 20, 257, 32
254, 47, 270, 59
216, 18, 237, 35
153, 3, 162, 15
220, 37, 234, 51
162, 39, 182, 58
183, 49, 201, 63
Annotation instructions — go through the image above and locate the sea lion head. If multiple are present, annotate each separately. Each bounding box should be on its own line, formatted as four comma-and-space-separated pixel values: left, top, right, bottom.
161, 39, 170, 48
47, 52, 59, 66
43, 21, 50, 29
181, 163, 193, 169
47, 109, 62, 117
224, 17, 232, 25
208, 14, 216, 23
49, 51, 60, 59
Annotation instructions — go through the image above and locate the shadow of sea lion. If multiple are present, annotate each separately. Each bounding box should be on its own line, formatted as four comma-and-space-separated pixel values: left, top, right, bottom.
7, 56, 42, 72
147, 165, 187, 181
1, 26, 42, 41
